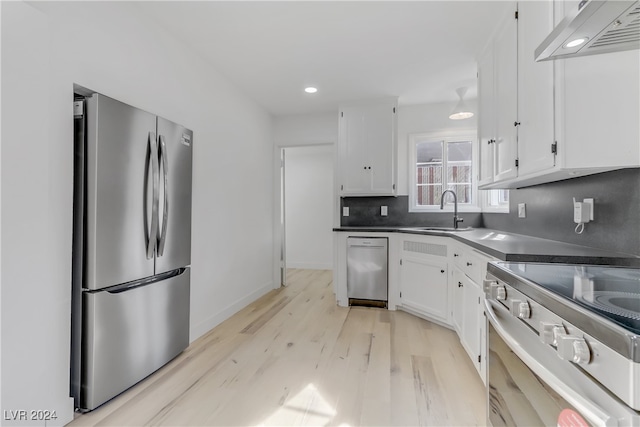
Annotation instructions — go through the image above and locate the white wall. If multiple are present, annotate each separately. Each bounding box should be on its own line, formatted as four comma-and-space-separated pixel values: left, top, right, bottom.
273, 113, 338, 147
284, 146, 334, 270
1, 2, 274, 425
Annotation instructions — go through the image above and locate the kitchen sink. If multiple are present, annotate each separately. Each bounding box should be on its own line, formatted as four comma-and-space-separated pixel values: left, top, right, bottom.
400, 226, 473, 232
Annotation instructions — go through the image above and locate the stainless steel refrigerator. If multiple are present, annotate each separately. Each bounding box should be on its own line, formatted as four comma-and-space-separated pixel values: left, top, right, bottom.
71, 92, 192, 411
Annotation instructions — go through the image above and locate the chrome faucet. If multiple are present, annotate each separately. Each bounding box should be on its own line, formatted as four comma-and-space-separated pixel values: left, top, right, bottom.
440, 189, 464, 229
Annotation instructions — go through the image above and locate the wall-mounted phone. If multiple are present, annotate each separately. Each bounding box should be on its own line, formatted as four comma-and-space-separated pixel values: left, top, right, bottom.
573, 197, 594, 234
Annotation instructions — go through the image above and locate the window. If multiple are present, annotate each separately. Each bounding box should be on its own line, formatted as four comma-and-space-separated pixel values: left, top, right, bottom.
409, 132, 477, 211
481, 188, 510, 212
409, 131, 509, 213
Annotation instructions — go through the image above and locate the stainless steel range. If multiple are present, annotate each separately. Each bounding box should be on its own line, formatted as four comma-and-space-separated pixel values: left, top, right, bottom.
484, 262, 640, 426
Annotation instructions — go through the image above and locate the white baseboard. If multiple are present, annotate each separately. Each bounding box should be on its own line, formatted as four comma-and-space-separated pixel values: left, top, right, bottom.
190, 281, 273, 342
286, 262, 332, 270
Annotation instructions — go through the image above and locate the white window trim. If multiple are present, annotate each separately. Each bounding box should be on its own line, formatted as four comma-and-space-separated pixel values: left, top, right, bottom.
479, 189, 510, 213
408, 131, 481, 213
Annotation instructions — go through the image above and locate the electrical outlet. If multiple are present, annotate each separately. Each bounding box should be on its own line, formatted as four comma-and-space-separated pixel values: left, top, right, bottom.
342, 207, 349, 217
381, 206, 388, 216
518, 203, 526, 218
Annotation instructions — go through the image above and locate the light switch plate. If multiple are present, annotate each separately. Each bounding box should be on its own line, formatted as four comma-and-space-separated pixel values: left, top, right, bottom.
342, 207, 349, 217
518, 203, 526, 218
381, 206, 388, 216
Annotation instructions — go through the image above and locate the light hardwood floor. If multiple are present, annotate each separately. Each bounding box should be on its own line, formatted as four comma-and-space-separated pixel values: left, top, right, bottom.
68, 269, 486, 426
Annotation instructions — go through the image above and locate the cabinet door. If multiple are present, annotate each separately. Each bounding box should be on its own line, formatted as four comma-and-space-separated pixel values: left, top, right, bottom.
400, 256, 448, 323
338, 100, 397, 196
339, 105, 371, 194
367, 102, 396, 194
452, 268, 465, 334
517, 0, 556, 177
461, 275, 481, 369
493, 7, 519, 183
477, 46, 495, 187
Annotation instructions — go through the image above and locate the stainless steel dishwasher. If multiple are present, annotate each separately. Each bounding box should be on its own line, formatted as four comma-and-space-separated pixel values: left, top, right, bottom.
347, 237, 388, 307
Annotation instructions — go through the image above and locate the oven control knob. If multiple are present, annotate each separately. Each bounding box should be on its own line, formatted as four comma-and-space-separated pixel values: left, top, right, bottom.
556, 335, 591, 365
540, 323, 565, 345
573, 340, 591, 364
517, 301, 531, 319
485, 282, 507, 300
483, 279, 497, 294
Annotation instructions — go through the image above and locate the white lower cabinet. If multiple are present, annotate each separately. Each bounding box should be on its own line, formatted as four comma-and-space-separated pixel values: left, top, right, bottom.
397, 236, 450, 325
451, 243, 494, 383
399, 255, 449, 323
452, 268, 464, 334
461, 272, 482, 366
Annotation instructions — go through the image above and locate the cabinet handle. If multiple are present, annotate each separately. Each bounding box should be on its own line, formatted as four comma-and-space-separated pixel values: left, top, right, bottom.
487, 139, 495, 145
467, 262, 472, 266
454, 253, 459, 257
514, 121, 521, 127
440, 269, 445, 273
458, 282, 463, 287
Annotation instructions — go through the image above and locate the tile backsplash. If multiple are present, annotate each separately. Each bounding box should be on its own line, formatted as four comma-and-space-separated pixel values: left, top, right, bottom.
484, 168, 640, 256
341, 168, 640, 256
340, 196, 483, 228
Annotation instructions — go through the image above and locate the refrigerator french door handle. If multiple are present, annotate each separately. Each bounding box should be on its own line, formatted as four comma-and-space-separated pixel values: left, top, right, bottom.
157, 135, 169, 256
146, 131, 159, 259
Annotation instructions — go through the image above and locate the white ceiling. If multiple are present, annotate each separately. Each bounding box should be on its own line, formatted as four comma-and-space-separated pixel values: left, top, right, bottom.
137, 2, 512, 116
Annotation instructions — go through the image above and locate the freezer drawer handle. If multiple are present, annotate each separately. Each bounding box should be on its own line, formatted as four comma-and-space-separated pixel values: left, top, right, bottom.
145, 131, 160, 259
104, 268, 186, 294
157, 135, 169, 256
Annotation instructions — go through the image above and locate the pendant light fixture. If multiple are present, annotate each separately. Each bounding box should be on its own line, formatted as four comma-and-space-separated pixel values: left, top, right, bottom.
449, 87, 474, 120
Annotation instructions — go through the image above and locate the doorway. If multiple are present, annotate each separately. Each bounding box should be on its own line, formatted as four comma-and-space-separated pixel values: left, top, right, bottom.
277, 144, 334, 286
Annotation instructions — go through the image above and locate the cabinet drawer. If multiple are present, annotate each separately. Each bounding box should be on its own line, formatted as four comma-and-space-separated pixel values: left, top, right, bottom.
453, 247, 488, 284
462, 252, 483, 284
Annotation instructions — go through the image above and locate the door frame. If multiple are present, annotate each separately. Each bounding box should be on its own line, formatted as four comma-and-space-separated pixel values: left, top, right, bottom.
272, 142, 337, 288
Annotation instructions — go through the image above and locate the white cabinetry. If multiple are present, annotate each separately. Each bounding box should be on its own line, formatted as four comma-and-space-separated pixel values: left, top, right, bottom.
477, 46, 495, 187
493, 10, 519, 183
479, 0, 640, 189
451, 243, 494, 383
398, 236, 449, 324
452, 268, 464, 334
477, 4, 518, 187
338, 98, 397, 196
516, 0, 555, 177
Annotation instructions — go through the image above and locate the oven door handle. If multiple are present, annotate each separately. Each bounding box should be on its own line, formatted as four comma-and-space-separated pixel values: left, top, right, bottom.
485, 299, 617, 427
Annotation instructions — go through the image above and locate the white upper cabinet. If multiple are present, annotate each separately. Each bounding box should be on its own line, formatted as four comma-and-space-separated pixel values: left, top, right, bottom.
477, 4, 518, 187
478, 0, 640, 189
516, 0, 556, 178
338, 98, 397, 196
477, 44, 495, 187
493, 10, 519, 183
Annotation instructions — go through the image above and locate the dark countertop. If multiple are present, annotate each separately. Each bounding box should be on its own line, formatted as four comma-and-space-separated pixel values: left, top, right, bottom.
333, 226, 640, 266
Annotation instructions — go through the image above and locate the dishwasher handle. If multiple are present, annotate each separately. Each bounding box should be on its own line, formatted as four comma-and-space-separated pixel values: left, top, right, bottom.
347, 237, 388, 249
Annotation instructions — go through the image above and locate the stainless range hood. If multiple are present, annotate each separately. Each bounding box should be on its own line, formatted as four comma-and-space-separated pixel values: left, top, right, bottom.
535, 0, 640, 61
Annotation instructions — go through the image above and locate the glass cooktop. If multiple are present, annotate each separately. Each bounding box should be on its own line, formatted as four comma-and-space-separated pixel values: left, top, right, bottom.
497, 263, 640, 335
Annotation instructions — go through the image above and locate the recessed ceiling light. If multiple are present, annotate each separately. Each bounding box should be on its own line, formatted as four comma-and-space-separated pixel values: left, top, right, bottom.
304, 87, 318, 94
564, 38, 588, 49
